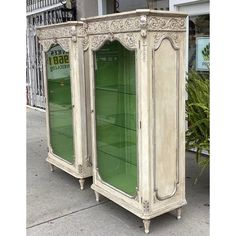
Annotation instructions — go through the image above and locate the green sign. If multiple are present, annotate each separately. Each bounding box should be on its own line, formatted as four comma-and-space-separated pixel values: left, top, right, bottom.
196, 37, 210, 71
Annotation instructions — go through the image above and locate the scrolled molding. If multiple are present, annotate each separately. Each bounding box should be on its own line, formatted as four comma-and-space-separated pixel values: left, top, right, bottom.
90, 35, 108, 51
39, 38, 70, 52
37, 24, 87, 42
37, 27, 71, 40
154, 32, 180, 50
40, 39, 55, 52
82, 36, 89, 51
87, 15, 185, 36
57, 38, 70, 52
148, 16, 186, 31
87, 17, 140, 35
154, 182, 178, 201
90, 33, 138, 51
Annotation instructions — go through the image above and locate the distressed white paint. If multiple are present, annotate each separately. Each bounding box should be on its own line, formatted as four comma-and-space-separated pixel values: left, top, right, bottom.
85, 10, 187, 233
37, 22, 92, 188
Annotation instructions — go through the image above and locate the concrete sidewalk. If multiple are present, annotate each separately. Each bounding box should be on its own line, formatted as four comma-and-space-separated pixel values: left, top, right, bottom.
26, 107, 209, 236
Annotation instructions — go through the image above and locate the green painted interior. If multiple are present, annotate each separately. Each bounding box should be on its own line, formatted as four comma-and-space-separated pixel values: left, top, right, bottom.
46, 45, 74, 163
95, 41, 137, 196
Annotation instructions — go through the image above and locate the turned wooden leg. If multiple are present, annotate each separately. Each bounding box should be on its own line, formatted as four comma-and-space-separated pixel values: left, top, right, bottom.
143, 219, 151, 234
95, 191, 100, 202
49, 163, 55, 172
79, 178, 85, 190
176, 207, 182, 220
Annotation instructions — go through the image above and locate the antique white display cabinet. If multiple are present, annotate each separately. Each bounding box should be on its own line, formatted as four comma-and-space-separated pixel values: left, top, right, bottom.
86, 10, 187, 233
37, 22, 92, 190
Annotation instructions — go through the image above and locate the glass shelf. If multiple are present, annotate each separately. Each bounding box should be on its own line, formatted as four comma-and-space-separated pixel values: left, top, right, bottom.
95, 40, 137, 196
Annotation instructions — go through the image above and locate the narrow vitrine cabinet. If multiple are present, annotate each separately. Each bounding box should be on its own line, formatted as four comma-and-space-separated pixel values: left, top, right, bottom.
86, 10, 187, 233
37, 22, 92, 189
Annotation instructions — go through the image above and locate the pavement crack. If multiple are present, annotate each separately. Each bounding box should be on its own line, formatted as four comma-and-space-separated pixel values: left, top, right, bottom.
27, 200, 109, 229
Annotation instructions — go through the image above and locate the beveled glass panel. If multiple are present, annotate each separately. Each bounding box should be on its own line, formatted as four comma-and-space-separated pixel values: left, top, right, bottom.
94, 41, 137, 196
46, 44, 74, 163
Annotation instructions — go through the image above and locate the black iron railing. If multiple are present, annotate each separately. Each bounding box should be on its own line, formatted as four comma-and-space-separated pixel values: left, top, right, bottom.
26, 0, 66, 13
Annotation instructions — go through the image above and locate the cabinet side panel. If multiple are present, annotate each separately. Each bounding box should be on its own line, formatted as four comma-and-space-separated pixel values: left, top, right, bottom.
154, 39, 178, 199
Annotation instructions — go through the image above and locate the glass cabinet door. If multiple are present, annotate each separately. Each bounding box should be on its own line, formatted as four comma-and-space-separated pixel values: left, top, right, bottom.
46, 44, 74, 163
94, 41, 137, 196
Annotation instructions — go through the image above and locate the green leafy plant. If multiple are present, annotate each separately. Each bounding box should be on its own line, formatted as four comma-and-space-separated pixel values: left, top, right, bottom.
186, 69, 210, 183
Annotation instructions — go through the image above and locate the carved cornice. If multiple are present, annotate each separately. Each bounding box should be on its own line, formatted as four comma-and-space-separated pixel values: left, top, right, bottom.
37, 25, 87, 41
154, 32, 180, 50
37, 27, 71, 40
87, 15, 185, 36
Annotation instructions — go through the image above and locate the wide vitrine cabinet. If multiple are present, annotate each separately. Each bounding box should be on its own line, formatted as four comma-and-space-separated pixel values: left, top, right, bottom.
86, 10, 187, 233
37, 22, 92, 190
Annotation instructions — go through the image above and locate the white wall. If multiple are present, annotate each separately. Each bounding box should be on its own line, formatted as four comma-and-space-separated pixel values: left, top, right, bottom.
169, 0, 209, 14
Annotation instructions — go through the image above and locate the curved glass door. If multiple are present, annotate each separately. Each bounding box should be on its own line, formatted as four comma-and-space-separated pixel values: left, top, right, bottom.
46, 44, 74, 163
94, 41, 137, 196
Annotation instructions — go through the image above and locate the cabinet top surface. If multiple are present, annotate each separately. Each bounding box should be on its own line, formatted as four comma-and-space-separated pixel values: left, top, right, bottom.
83, 9, 187, 22
36, 21, 84, 30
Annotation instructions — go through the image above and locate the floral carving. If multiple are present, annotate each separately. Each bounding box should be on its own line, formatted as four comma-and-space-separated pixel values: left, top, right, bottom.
88, 17, 140, 35
90, 35, 108, 51
40, 39, 55, 52
78, 164, 83, 174
90, 33, 138, 51
142, 200, 150, 213
115, 33, 137, 50
37, 27, 71, 40
148, 17, 185, 31
37, 24, 87, 41
83, 36, 89, 51
57, 38, 70, 52
154, 32, 180, 50
86, 156, 92, 167
77, 23, 88, 36
87, 16, 185, 36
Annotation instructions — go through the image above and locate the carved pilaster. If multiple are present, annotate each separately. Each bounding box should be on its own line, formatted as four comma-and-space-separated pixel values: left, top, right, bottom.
83, 36, 89, 51
140, 15, 147, 38
70, 26, 77, 42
